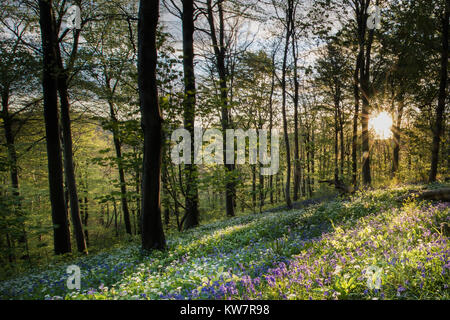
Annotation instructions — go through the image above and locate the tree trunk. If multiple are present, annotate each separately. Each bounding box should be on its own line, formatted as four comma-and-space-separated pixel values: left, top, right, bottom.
206, 0, 235, 217
138, 0, 166, 251
269, 50, 276, 205
113, 200, 118, 237
306, 129, 312, 197
135, 154, 141, 235
82, 195, 89, 246
259, 169, 264, 213
352, 3, 365, 187
429, 2, 449, 183
292, 27, 301, 202
252, 165, 256, 213
182, 0, 200, 230
334, 106, 339, 183
338, 103, 345, 177
311, 127, 315, 192
392, 93, 404, 176
39, 0, 71, 255
1, 91, 29, 255
107, 101, 132, 235
55, 38, 87, 254
361, 27, 374, 187
281, 0, 293, 208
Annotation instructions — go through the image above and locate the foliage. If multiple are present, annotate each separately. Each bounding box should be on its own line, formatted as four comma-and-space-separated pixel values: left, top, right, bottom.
0, 185, 448, 300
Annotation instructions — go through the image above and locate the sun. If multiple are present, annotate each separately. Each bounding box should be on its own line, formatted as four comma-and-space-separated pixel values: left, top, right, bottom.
369, 111, 393, 139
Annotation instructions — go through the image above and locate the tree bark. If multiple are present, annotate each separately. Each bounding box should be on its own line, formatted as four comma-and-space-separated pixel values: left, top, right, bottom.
259, 167, 264, 212
182, 0, 200, 229
268, 50, 276, 205
292, 25, 301, 202
352, 50, 361, 186
429, 1, 449, 183
206, 0, 235, 217
107, 100, 132, 235
334, 104, 339, 183
55, 31, 87, 254
1, 90, 29, 256
392, 93, 404, 176
361, 26, 374, 187
338, 100, 345, 176
252, 165, 256, 213
352, 0, 366, 187
138, 0, 166, 251
281, 0, 293, 208
38, 0, 71, 255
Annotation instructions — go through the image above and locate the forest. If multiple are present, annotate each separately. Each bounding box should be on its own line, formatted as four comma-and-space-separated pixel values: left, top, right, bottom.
0, 0, 448, 301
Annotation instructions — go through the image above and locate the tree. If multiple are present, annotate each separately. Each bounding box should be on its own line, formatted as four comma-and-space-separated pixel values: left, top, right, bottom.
181, 0, 200, 229
54, 2, 87, 253
38, 0, 71, 254
138, 0, 166, 251
83, 9, 136, 236
316, 40, 348, 185
0, 14, 39, 259
233, 50, 274, 212
206, 0, 236, 217
280, 0, 294, 208
360, 0, 375, 187
291, 3, 302, 201
429, 0, 449, 182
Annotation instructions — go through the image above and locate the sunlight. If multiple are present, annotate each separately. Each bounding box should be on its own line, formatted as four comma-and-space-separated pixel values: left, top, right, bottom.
369, 111, 393, 139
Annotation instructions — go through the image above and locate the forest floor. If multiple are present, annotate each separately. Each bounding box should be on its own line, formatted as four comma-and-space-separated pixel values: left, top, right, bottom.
0, 184, 449, 300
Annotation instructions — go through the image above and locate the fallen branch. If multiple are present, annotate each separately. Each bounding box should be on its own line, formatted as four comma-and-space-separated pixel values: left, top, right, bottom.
415, 188, 450, 201
398, 188, 450, 202
318, 179, 356, 194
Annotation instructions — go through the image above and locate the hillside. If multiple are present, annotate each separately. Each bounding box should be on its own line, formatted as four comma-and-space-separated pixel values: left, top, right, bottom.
1, 185, 448, 300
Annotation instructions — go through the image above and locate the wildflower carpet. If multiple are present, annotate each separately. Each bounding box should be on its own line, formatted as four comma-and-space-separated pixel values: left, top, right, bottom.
0, 186, 448, 300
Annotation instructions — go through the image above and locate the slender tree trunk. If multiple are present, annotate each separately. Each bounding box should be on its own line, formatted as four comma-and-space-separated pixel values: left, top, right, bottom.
55, 42, 87, 254
392, 93, 404, 176
429, 2, 449, 183
113, 200, 118, 237
292, 29, 301, 202
107, 101, 132, 235
259, 169, 264, 212
138, 0, 166, 251
352, 5, 365, 187
1, 94, 19, 205
39, 0, 71, 255
83, 195, 89, 246
275, 174, 279, 203
135, 155, 141, 235
1, 92, 29, 255
338, 102, 345, 177
206, 0, 235, 217
182, 0, 200, 229
361, 27, 374, 187
269, 51, 276, 205
352, 56, 360, 187
252, 165, 256, 213
281, 0, 293, 208
311, 126, 315, 191
306, 128, 312, 197
334, 107, 339, 183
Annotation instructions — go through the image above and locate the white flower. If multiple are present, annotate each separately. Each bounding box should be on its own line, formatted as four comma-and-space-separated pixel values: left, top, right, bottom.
333, 265, 342, 275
